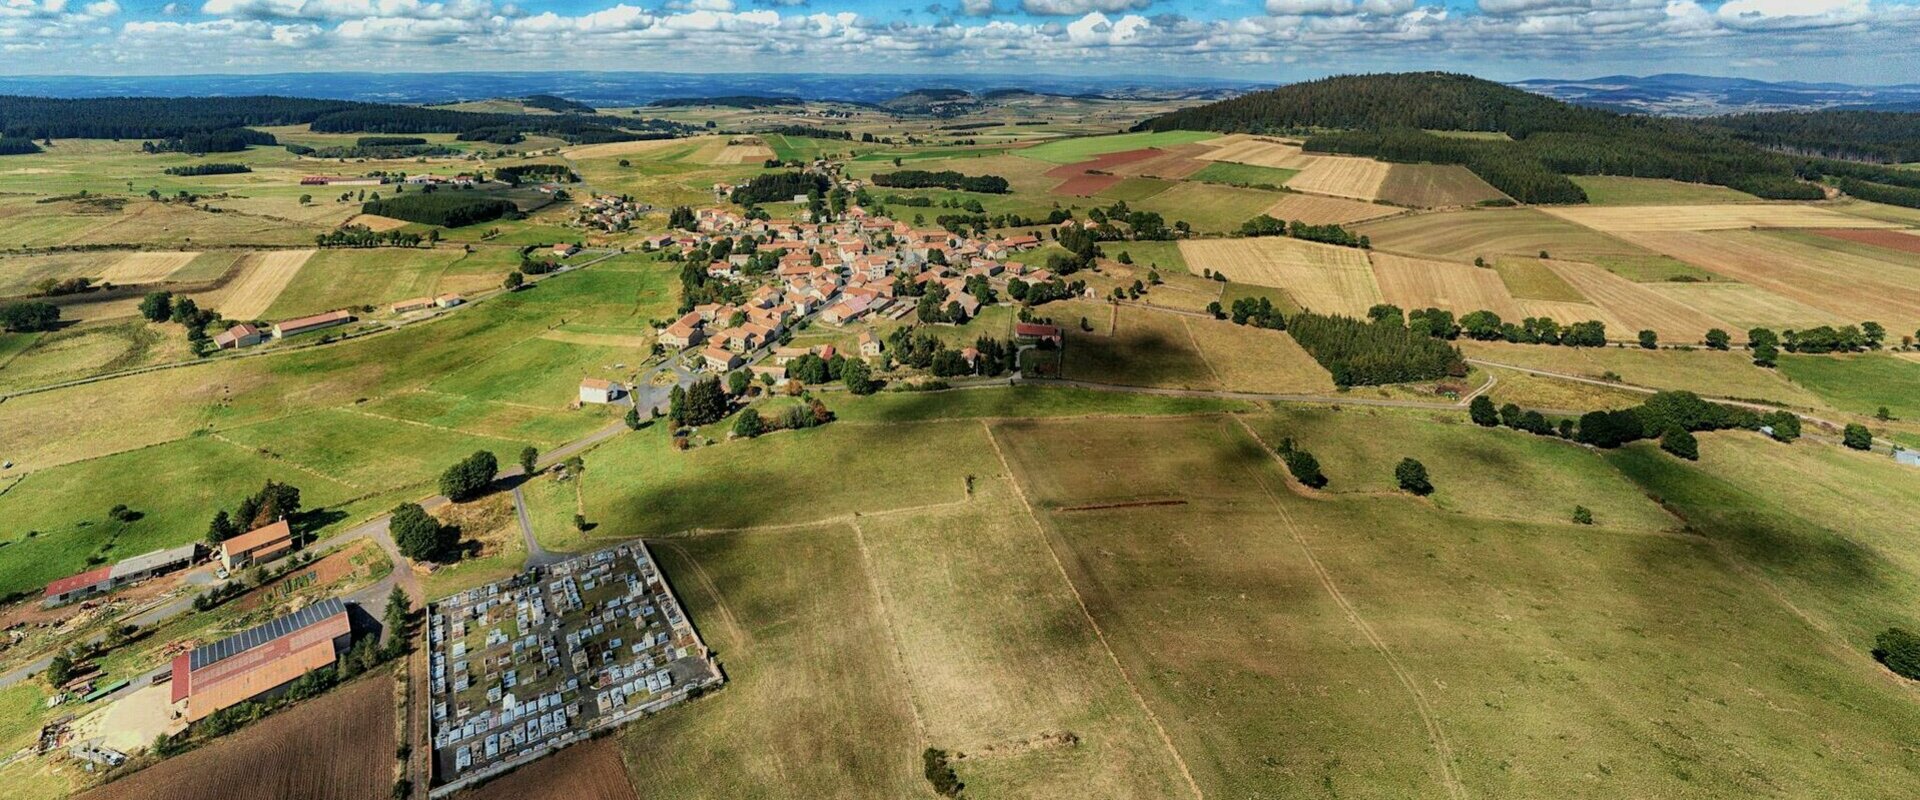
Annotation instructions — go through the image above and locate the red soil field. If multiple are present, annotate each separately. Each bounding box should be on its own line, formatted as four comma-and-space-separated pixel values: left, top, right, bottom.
1045, 149, 1164, 196
454, 739, 639, 800
1053, 173, 1123, 196
79, 675, 396, 800
1813, 228, 1920, 255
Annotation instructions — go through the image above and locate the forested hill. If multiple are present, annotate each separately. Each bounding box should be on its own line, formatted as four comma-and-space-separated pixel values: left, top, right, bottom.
1700, 110, 1920, 164
0, 95, 693, 145
1135, 72, 1828, 204
1138, 72, 1600, 136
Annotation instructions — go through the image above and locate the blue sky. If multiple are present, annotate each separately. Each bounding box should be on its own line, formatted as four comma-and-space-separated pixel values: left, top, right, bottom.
5, 0, 1919, 80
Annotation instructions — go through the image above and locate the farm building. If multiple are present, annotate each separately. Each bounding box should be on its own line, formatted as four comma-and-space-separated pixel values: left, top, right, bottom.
579, 378, 624, 405
169, 598, 354, 722
859, 330, 882, 357
435, 293, 464, 308
221, 520, 295, 571
1015, 322, 1063, 346
43, 567, 113, 608
213, 323, 263, 350
272, 310, 353, 340
109, 543, 199, 587
393, 296, 435, 313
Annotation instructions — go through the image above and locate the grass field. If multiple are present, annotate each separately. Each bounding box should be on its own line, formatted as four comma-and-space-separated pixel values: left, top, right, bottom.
1642, 282, 1846, 331
0, 318, 191, 393
1776, 353, 1920, 420
1490, 257, 1586, 302
1570, 176, 1762, 205
1180, 237, 1380, 316
1374, 164, 1506, 208
1108, 241, 1187, 274
1020, 131, 1218, 164
262, 247, 514, 319
1133, 181, 1289, 233
1459, 339, 1828, 408
1188, 161, 1297, 188
1095, 177, 1175, 202
1543, 203, 1901, 233
1260, 192, 1402, 225
1542, 259, 1734, 341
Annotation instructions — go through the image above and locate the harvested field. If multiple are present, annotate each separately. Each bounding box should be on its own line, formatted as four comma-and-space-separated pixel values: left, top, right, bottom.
1514, 299, 1630, 335
219, 248, 315, 319
1542, 203, 1901, 233
1195, 136, 1318, 170
1284, 156, 1391, 201
1180, 237, 1379, 316
77, 675, 395, 800
99, 251, 198, 283
1642, 283, 1845, 332
562, 137, 700, 161
1053, 172, 1121, 196
713, 142, 774, 164
1133, 182, 1290, 233
1044, 148, 1163, 179
1543, 259, 1733, 340
1261, 192, 1401, 225
1374, 164, 1507, 208
1491, 258, 1586, 302
347, 213, 410, 232
1811, 227, 1920, 255
1616, 230, 1920, 329
456, 739, 637, 800
1106, 143, 1211, 179
1369, 251, 1520, 319
1355, 207, 1658, 263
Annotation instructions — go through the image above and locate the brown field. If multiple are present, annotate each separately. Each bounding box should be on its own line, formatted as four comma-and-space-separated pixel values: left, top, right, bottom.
1541, 203, 1902, 233
220, 249, 316, 319
1045, 148, 1163, 178
1053, 173, 1121, 196
1284, 156, 1391, 201
1641, 283, 1846, 332
1107, 143, 1212, 179
1514, 298, 1630, 334
1374, 164, 1508, 208
1543, 259, 1733, 340
1259, 192, 1401, 225
78, 675, 395, 800
1196, 136, 1319, 170
1179, 314, 1337, 393
1369, 251, 1521, 319
1616, 230, 1920, 329
1179, 237, 1380, 316
562, 136, 705, 161
348, 214, 411, 232
712, 142, 773, 165
455, 739, 638, 800
98, 251, 199, 283
1811, 227, 1920, 255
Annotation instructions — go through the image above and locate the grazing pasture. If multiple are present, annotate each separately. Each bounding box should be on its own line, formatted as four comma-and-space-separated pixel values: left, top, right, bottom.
1062, 304, 1219, 390
1369, 251, 1521, 319
1374, 164, 1507, 208
262, 247, 512, 319
1284, 156, 1391, 201
220, 249, 316, 319
1188, 161, 1297, 188
1020, 131, 1218, 164
1542, 259, 1734, 341
1489, 258, 1585, 302
1132, 181, 1289, 233
1569, 176, 1762, 205
1542, 203, 1900, 233
1616, 230, 1920, 329
1260, 192, 1401, 225
1776, 353, 1920, 420
1180, 237, 1381, 316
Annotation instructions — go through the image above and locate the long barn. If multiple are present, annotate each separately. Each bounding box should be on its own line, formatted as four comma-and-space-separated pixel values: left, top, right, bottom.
170, 597, 354, 722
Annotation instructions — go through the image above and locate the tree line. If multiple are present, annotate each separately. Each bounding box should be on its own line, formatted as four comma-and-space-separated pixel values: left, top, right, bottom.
870, 170, 1010, 194
360, 192, 517, 228
730, 172, 830, 206
163, 163, 251, 176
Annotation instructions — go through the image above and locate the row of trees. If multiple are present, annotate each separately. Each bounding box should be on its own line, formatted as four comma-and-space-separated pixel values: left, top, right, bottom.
870, 170, 1010, 194
316, 223, 426, 248
1237, 214, 1369, 248
163, 163, 251, 176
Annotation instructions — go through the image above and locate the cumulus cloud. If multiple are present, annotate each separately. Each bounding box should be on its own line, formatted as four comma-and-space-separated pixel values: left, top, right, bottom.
1020, 0, 1148, 16
1265, 0, 1411, 16
1715, 0, 1867, 31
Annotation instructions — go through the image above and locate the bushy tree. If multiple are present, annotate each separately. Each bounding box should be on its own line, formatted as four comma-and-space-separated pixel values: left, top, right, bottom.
391, 502, 453, 562
1660, 426, 1699, 460
1704, 328, 1730, 350
1394, 458, 1432, 495
1875, 627, 1920, 681
0, 301, 60, 332
843, 360, 878, 395
1637, 329, 1658, 349
732, 409, 765, 438
502, 270, 524, 290
139, 291, 173, 323
438, 450, 498, 501
1843, 423, 1873, 451
1276, 438, 1327, 489
1468, 395, 1498, 427
519, 446, 538, 475
1762, 411, 1800, 442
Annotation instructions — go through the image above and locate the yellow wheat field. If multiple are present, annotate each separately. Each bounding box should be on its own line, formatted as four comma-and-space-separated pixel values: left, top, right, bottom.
714, 143, 775, 165
1541, 203, 1902, 233
1514, 299, 1631, 334
561, 136, 704, 161
347, 214, 410, 232
1197, 137, 1319, 170
98, 251, 199, 283
1368, 252, 1521, 319
219, 249, 316, 319
1180, 237, 1381, 316
1641, 283, 1846, 333
1543, 259, 1735, 340
1262, 193, 1402, 226
1616, 230, 1920, 329
1285, 157, 1392, 201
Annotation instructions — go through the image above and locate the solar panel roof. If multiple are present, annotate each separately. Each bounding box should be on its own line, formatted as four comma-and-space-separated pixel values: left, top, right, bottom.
190, 597, 347, 671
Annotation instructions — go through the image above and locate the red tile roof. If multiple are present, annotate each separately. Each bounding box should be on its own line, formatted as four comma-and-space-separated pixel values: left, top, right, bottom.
44, 566, 113, 598
222, 519, 291, 557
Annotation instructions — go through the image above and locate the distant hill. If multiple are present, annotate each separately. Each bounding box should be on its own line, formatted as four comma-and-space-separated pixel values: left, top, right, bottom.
881, 88, 978, 116
520, 94, 595, 113
1136, 72, 1829, 204
1699, 110, 1920, 164
647, 95, 804, 109
1510, 73, 1920, 116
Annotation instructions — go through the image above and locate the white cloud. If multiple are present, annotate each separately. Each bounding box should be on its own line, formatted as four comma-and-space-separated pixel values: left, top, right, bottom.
1715, 0, 1867, 31
1266, 0, 1411, 16
1021, 0, 1149, 16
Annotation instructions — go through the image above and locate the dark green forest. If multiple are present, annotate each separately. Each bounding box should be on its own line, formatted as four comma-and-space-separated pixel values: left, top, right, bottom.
361, 192, 518, 227
1701, 110, 1920, 163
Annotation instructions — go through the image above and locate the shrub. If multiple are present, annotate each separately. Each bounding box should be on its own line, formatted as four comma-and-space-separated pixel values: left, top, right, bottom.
1394, 458, 1432, 495
922, 748, 962, 797
438, 450, 499, 501
1842, 423, 1873, 451
1571, 505, 1593, 525
1874, 627, 1920, 681
1659, 427, 1699, 461
1275, 438, 1328, 489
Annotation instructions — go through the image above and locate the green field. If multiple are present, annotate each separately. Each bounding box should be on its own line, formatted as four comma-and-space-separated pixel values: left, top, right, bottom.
1777, 353, 1920, 420
1570, 176, 1764, 206
1019, 131, 1218, 164
1134, 181, 1288, 233
1189, 161, 1299, 188
262, 247, 517, 319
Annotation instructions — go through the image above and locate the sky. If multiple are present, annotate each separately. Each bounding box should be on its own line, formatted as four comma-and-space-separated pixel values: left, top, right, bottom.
4, 0, 1920, 81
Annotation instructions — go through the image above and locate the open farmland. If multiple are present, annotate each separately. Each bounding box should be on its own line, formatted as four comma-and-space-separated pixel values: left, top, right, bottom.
1106, 144, 1212, 179
1180, 237, 1381, 315
75, 675, 394, 800
1284, 156, 1391, 201
1062, 304, 1334, 393
1542, 203, 1902, 232
262, 247, 512, 319
1642, 282, 1846, 331
1541, 259, 1735, 341
1614, 229, 1920, 330
454, 739, 637, 800
1569, 176, 1762, 205
1187, 161, 1296, 188
1020, 130, 1218, 164
1459, 339, 1827, 408
1374, 164, 1507, 208
1369, 252, 1521, 319
219, 249, 316, 319
96, 251, 199, 283
1489, 258, 1585, 302
1133, 181, 1288, 233
1805, 227, 1920, 256
1354, 207, 1683, 269
1195, 135, 1319, 169
1261, 192, 1402, 225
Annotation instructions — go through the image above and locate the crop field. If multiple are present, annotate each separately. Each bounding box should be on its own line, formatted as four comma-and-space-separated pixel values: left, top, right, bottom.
1178, 314, 1337, 393
1180, 237, 1380, 316
96, 251, 199, 283
1776, 353, 1920, 420
1542, 259, 1734, 340
1615, 230, 1920, 329
1132, 181, 1288, 233
0, 253, 109, 296
456, 739, 637, 800
1369, 252, 1521, 319
1045, 149, 1162, 197
1193, 135, 1318, 169
712, 141, 774, 164
1459, 340, 1827, 408
560, 137, 702, 162
1187, 161, 1297, 188
1642, 282, 1846, 331
75, 676, 395, 800
1020, 131, 1218, 164
1354, 207, 1685, 271
1542, 203, 1902, 233
347, 213, 410, 232
220, 249, 316, 319
1104, 143, 1211, 179
1801, 227, 1920, 256
1569, 176, 1762, 205
1374, 164, 1507, 208
262, 247, 513, 319
1261, 192, 1401, 225
1284, 156, 1392, 201
1489, 257, 1585, 302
